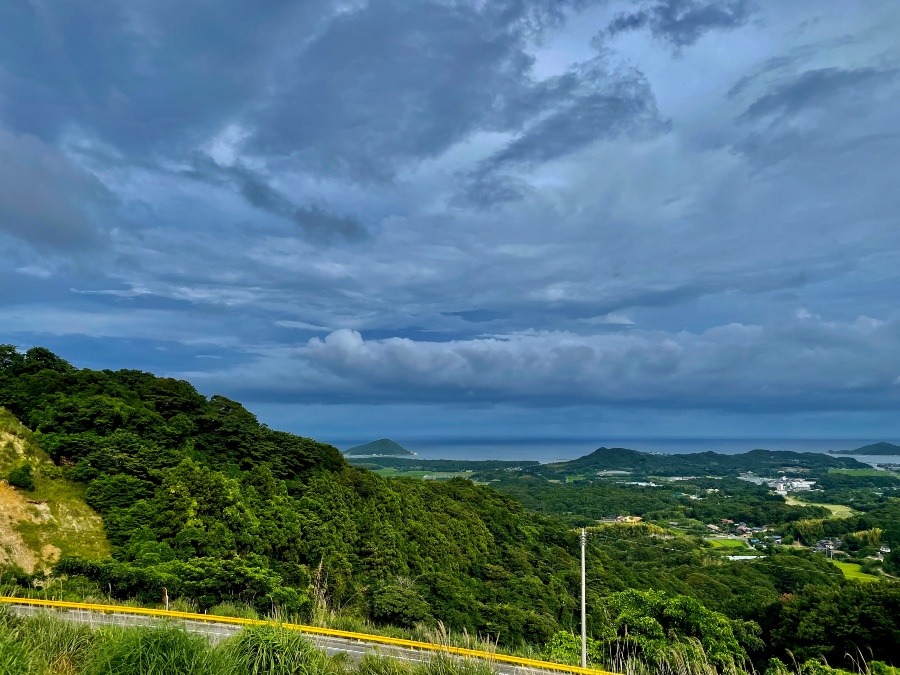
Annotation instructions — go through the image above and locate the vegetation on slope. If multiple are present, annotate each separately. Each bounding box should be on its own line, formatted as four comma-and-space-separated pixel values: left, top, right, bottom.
0, 407, 108, 574
0, 346, 578, 646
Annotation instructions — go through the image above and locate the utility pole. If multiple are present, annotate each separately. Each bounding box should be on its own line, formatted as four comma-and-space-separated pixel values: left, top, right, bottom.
581, 527, 587, 669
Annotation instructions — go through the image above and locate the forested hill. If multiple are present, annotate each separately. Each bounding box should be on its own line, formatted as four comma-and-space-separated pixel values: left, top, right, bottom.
0, 345, 577, 645
836, 442, 900, 456
0, 346, 347, 480
551, 446, 866, 475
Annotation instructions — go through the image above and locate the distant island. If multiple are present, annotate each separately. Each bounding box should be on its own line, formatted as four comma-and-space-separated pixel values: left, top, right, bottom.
831, 442, 900, 456
344, 438, 415, 457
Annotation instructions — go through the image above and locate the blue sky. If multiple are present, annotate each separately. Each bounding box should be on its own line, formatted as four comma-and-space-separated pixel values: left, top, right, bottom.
2, 0, 900, 446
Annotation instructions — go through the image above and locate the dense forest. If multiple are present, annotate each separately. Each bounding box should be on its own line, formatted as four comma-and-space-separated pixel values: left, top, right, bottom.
1, 346, 898, 674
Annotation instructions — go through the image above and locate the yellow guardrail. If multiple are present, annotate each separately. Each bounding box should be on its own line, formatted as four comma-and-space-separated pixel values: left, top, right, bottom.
0, 596, 610, 675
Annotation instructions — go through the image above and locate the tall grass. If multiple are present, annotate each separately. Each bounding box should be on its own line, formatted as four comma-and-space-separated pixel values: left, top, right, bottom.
355, 653, 496, 675
15, 613, 94, 675
220, 625, 341, 675
0, 624, 37, 675
0, 611, 506, 675
598, 637, 730, 675
83, 625, 223, 675
4, 609, 889, 675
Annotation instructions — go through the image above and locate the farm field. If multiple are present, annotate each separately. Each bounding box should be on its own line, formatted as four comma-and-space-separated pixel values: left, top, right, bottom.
707, 538, 750, 549
829, 468, 899, 477
784, 495, 855, 518
832, 561, 879, 582
371, 468, 470, 480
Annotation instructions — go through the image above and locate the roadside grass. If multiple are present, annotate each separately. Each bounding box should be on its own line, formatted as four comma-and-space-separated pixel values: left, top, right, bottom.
0, 609, 503, 675
832, 561, 879, 582
0, 592, 528, 663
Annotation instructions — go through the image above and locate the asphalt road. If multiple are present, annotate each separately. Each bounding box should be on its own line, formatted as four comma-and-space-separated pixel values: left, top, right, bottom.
7, 605, 564, 675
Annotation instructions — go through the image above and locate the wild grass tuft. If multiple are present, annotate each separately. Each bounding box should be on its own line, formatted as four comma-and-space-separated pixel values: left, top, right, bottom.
16, 613, 95, 675
82, 624, 222, 675
209, 601, 261, 620
221, 624, 346, 675
0, 629, 37, 675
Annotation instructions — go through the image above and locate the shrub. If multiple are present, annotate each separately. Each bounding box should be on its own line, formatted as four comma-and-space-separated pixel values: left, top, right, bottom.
7, 463, 35, 491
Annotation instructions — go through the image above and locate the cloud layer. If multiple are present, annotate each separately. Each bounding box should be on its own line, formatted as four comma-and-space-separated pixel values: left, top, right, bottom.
1, 0, 899, 439
184, 312, 900, 412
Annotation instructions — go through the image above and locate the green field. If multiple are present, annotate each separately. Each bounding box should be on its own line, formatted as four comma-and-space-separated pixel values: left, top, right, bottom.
784, 495, 855, 518
707, 538, 750, 549
371, 468, 470, 480
832, 560, 879, 582
829, 468, 898, 477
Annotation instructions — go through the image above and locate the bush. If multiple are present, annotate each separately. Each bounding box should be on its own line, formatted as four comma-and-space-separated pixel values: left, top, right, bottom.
7, 463, 35, 491
371, 582, 433, 627
594, 589, 756, 672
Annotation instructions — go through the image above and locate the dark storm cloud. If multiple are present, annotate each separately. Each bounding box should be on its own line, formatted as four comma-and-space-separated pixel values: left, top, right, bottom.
249, 0, 613, 179
731, 63, 900, 164
458, 56, 665, 205
455, 174, 531, 207
605, 0, 754, 47
0, 129, 110, 250
2, 0, 900, 438
485, 62, 662, 167
0, 0, 326, 152
184, 158, 367, 243
738, 66, 899, 120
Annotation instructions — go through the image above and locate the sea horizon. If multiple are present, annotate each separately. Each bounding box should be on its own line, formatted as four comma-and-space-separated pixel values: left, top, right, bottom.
331, 436, 900, 465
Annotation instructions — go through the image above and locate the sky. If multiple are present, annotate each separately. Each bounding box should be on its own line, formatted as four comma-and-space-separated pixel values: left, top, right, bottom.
1, 0, 900, 447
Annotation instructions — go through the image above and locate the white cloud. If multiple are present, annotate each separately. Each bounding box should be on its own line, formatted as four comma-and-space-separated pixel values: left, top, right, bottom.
182, 312, 900, 411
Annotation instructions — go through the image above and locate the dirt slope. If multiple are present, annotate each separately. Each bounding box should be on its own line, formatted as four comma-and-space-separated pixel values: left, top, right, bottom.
0, 407, 109, 573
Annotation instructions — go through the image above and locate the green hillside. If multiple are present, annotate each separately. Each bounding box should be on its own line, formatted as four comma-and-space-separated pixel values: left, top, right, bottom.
345, 438, 414, 456
0, 345, 576, 647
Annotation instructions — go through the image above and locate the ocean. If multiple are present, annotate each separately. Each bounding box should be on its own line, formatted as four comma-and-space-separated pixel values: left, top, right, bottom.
332, 437, 900, 466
